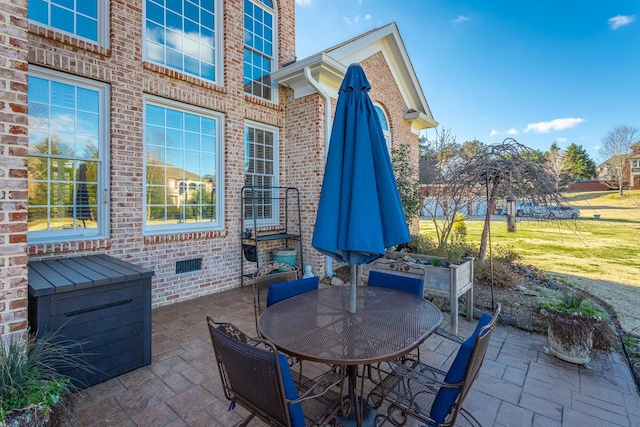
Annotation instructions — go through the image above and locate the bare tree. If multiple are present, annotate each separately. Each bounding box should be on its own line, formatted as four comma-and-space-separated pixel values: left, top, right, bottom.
468, 139, 564, 262
421, 135, 567, 261
420, 129, 479, 246
545, 142, 571, 192
599, 124, 640, 196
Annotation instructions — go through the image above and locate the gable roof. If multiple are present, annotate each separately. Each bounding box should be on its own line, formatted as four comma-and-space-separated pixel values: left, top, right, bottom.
272, 22, 437, 133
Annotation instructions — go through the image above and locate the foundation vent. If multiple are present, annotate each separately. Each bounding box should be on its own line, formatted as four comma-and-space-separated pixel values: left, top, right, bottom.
176, 258, 202, 274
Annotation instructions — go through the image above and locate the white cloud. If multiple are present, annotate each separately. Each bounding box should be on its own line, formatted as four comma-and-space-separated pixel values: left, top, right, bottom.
524, 117, 586, 133
608, 15, 636, 30
453, 15, 470, 25
343, 14, 371, 25
295, 0, 312, 5
556, 137, 568, 143
491, 128, 518, 136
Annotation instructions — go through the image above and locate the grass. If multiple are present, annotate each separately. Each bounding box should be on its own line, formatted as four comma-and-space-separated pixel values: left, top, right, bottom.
419, 190, 640, 334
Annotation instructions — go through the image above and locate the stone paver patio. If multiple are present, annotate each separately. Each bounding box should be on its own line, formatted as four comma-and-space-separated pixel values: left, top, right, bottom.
66, 284, 640, 426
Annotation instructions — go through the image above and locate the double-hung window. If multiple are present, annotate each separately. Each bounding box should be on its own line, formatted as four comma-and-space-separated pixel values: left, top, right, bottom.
27, 66, 110, 243
144, 0, 221, 83
144, 96, 224, 233
244, 0, 275, 101
244, 122, 278, 225
28, 0, 108, 45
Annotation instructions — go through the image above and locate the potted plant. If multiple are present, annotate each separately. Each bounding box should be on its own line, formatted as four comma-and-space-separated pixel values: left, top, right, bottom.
0, 330, 93, 426
539, 288, 614, 367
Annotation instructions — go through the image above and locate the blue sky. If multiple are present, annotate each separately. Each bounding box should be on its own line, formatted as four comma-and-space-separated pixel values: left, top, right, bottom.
294, 0, 639, 162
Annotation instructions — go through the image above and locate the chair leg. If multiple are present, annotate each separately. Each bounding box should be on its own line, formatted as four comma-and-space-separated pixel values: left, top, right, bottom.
235, 413, 256, 427
460, 407, 483, 427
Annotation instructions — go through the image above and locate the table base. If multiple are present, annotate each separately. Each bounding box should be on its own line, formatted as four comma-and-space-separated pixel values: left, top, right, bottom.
337, 397, 377, 427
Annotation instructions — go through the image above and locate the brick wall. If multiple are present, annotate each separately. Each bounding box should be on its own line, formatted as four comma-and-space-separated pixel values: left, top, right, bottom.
0, 0, 29, 338
21, 0, 295, 309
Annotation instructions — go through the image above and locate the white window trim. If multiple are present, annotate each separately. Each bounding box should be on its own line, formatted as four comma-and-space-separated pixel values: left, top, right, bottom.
244, 0, 278, 103
28, 0, 110, 48
244, 120, 279, 228
142, 0, 223, 85
28, 66, 111, 244
374, 103, 391, 153
142, 95, 225, 235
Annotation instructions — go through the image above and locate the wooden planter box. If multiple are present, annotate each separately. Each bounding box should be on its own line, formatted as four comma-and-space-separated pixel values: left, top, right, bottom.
368, 251, 474, 335
27, 255, 154, 388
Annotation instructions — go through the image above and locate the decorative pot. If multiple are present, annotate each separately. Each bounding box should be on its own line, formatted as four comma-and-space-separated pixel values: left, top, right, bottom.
544, 313, 593, 367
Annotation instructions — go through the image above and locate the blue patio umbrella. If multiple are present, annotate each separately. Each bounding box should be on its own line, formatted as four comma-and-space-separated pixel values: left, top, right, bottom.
312, 64, 410, 313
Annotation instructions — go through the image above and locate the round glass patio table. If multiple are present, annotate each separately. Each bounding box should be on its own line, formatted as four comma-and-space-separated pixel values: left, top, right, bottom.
258, 285, 443, 426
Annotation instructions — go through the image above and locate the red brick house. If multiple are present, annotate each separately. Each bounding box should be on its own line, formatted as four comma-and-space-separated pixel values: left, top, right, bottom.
0, 0, 436, 338
596, 141, 640, 190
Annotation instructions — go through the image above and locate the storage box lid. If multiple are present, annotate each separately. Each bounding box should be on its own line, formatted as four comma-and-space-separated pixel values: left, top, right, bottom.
28, 254, 154, 297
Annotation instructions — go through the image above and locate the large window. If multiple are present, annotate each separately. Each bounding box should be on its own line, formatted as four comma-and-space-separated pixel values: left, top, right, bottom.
144, 96, 224, 233
244, 122, 278, 224
244, 0, 275, 101
145, 0, 221, 82
27, 67, 110, 242
28, 0, 108, 45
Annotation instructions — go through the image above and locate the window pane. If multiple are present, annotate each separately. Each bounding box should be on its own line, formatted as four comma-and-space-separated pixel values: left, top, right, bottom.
244, 124, 277, 222
28, 70, 106, 240
145, 0, 218, 82
29, 0, 48, 23
243, 0, 274, 101
144, 99, 222, 230
77, 14, 97, 41
77, 1, 97, 17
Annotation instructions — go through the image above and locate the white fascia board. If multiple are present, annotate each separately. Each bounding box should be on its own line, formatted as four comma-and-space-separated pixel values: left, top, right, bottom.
328, 23, 435, 126
271, 53, 347, 99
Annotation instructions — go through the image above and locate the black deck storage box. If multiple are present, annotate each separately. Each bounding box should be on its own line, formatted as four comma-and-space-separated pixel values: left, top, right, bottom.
27, 254, 154, 388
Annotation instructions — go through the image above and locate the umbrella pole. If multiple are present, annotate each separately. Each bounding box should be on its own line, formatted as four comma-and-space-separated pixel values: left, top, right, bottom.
349, 264, 358, 313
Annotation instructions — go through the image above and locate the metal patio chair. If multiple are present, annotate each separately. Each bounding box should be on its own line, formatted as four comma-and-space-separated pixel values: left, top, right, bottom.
266, 276, 319, 308
207, 318, 344, 427
253, 261, 299, 334
367, 270, 424, 298
367, 304, 501, 427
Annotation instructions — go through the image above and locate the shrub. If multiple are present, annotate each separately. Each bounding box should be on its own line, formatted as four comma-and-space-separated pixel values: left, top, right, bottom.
0, 330, 93, 424
474, 257, 520, 289
398, 234, 438, 255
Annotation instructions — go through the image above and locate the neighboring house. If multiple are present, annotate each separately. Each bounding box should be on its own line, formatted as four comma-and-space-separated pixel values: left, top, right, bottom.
596, 142, 640, 190
0, 0, 436, 338
630, 141, 640, 190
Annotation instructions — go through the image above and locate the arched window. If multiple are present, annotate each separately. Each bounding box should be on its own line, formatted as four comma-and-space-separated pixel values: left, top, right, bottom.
244, 0, 276, 101
374, 104, 391, 152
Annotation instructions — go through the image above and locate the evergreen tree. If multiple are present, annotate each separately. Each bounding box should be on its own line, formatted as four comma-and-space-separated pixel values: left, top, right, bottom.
563, 143, 596, 179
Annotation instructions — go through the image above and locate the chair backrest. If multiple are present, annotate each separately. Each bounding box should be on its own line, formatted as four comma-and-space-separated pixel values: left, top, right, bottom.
430, 304, 501, 426
266, 276, 319, 307
253, 261, 299, 333
207, 318, 305, 427
368, 270, 424, 298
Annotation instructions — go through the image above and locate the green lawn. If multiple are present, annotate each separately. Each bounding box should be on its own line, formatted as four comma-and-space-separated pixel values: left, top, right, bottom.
419, 190, 640, 333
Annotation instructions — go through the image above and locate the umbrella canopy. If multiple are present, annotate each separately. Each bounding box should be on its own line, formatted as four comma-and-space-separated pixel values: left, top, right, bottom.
312, 63, 410, 312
